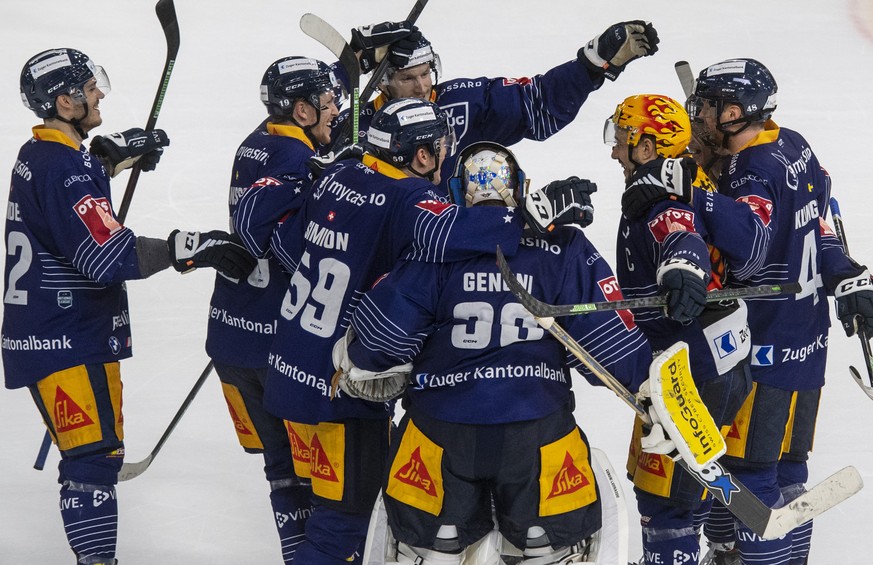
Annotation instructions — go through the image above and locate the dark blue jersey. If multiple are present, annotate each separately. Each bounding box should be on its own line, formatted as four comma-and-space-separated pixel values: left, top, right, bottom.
206, 122, 314, 368
3, 127, 143, 388
694, 124, 856, 390
333, 58, 599, 191
348, 227, 651, 425
262, 155, 528, 424
616, 191, 750, 382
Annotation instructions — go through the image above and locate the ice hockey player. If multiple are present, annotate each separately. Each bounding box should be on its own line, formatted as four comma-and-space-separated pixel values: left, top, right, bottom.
205, 56, 347, 563
622, 58, 873, 564
334, 19, 660, 191
241, 98, 595, 564
4, 47, 255, 565
603, 94, 753, 565
335, 141, 653, 564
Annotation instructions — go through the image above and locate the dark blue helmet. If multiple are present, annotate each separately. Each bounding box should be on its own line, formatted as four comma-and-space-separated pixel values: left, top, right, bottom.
260, 56, 345, 118
20, 48, 111, 119
687, 58, 777, 125
366, 98, 455, 167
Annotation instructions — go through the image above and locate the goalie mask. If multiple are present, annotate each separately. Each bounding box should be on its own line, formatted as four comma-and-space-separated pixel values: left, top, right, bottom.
603, 94, 691, 159
20, 48, 111, 119
448, 142, 525, 208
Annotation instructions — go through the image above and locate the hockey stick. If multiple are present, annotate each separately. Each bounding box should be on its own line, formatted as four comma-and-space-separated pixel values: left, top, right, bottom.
495, 247, 800, 318
33, 0, 180, 473
116, 0, 180, 223
496, 245, 863, 540
118, 360, 214, 481
828, 197, 873, 399
300, 13, 361, 141
675, 60, 695, 98
329, 0, 429, 152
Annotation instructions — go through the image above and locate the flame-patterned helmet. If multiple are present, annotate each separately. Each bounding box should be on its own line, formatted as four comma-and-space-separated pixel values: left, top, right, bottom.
604, 94, 691, 158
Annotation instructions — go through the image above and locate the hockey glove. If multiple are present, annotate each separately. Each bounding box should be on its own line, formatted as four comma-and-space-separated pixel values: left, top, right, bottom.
307, 144, 365, 179
657, 258, 709, 323
350, 21, 421, 73
90, 128, 170, 178
522, 176, 596, 235
168, 229, 257, 280
835, 268, 873, 337
580, 20, 659, 81
622, 157, 696, 220
331, 326, 411, 402
636, 379, 680, 457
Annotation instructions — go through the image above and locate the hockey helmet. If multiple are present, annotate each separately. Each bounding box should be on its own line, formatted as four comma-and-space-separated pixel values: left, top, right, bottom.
20, 48, 110, 119
448, 142, 525, 207
260, 56, 346, 118
686, 58, 777, 126
382, 33, 441, 87
366, 98, 456, 167
604, 94, 691, 159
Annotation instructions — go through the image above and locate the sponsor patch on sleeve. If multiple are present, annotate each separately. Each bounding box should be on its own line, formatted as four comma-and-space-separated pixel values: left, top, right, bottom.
73, 195, 122, 245
647, 207, 697, 243
415, 199, 453, 215
502, 77, 532, 86
736, 194, 773, 227
597, 275, 635, 330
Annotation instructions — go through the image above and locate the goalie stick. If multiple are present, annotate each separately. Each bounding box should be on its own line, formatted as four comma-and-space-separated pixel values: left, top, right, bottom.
495, 246, 800, 318
329, 0, 430, 152
118, 361, 214, 481
828, 197, 873, 400
33, 0, 181, 472
495, 246, 863, 540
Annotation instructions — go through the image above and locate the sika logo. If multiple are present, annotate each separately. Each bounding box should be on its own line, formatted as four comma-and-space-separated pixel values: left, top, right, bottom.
547, 452, 590, 499
54, 387, 94, 432
308, 434, 339, 482
393, 447, 437, 496
224, 400, 253, 435
288, 425, 310, 464
638, 452, 668, 478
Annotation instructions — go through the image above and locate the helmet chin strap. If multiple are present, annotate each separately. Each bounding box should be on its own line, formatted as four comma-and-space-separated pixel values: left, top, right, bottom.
56, 101, 91, 140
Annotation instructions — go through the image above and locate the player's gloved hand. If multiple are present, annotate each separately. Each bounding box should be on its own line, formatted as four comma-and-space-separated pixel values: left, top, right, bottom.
835, 268, 873, 337
331, 326, 411, 402
657, 258, 708, 323
307, 144, 365, 179
622, 157, 696, 220
522, 176, 597, 235
636, 379, 679, 457
90, 128, 170, 177
168, 229, 257, 280
350, 21, 421, 73
580, 20, 659, 81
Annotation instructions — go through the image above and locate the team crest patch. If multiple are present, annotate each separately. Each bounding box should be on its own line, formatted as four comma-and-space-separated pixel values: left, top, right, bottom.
73, 195, 122, 245
647, 207, 696, 243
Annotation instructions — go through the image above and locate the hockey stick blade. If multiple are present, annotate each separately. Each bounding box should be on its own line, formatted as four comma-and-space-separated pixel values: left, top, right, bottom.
118, 361, 213, 481
330, 0, 429, 152
495, 246, 800, 318
850, 365, 873, 400
117, 0, 180, 223
761, 466, 863, 540
300, 13, 360, 93
675, 60, 695, 98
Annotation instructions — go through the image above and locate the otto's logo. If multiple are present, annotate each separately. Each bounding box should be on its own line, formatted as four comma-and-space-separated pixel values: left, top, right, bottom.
597, 275, 635, 330
73, 194, 122, 245
647, 207, 696, 243
736, 194, 773, 227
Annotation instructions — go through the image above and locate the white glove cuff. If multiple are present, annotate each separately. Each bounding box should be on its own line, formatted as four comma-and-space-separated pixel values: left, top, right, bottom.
655, 258, 707, 286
